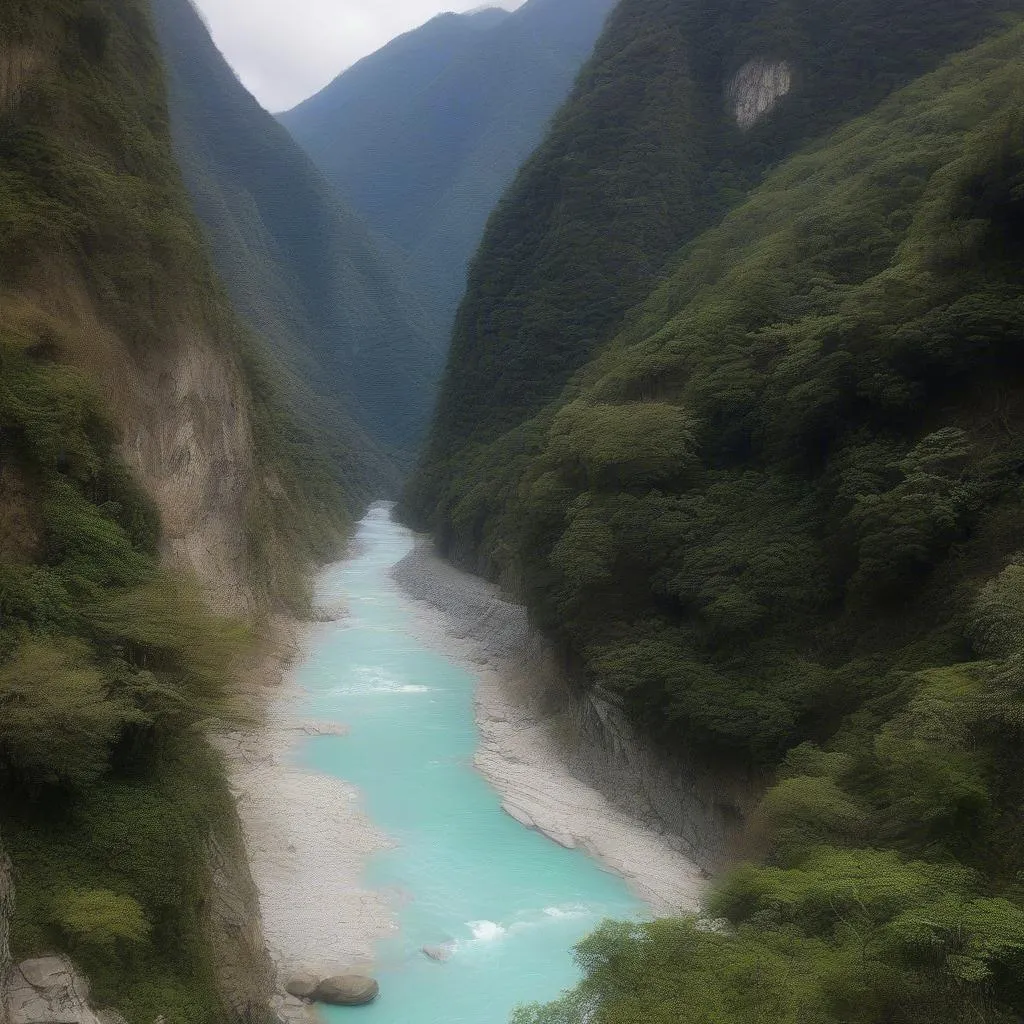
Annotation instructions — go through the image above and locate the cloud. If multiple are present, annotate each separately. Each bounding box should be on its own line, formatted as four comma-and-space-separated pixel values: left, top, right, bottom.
190, 0, 526, 112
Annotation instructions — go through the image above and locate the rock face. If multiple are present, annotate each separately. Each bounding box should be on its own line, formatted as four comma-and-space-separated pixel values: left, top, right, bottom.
203, 830, 276, 1024
312, 975, 379, 1006
6, 957, 101, 1024
0, 843, 12, 1024
727, 59, 793, 129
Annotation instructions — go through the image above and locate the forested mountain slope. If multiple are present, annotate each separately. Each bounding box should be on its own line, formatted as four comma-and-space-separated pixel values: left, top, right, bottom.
409, 16, 1024, 1024
407, 0, 1024, 528
0, 1, 352, 1019
280, 0, 618, 369
151, 0, 435, 462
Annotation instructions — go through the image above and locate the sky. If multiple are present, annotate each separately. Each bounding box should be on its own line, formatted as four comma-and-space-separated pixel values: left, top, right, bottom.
190, 0, 528, 113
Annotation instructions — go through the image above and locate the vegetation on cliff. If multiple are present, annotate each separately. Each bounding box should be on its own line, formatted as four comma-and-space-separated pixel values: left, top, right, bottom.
0, 1, 353, 1019
408, 10, 1024, 1022
406, 0, 1024, 528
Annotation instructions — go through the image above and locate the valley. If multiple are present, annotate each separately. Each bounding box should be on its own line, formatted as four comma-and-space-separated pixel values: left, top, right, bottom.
2, 0, 1024, 1022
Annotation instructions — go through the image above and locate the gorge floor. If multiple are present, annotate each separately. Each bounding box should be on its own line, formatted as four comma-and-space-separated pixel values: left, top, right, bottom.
237, 505, 700, 1023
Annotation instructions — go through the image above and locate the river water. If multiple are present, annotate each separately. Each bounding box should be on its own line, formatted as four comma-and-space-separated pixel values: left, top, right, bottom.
294, 505, 645, 1023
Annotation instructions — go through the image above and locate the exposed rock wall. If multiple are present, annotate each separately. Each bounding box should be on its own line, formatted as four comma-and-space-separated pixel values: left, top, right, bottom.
15, 270, 259, 616
727, 59, 792, 129
0, 46, 44, 113
392, 542, 761, 874
0, 842, 12, 1024
204, 830, 276, 1024
6, 957, 102, 1024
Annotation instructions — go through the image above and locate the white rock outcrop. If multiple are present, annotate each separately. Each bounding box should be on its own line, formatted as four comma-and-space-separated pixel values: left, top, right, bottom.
6, 957, 101, 1024
727, 59, 792, 129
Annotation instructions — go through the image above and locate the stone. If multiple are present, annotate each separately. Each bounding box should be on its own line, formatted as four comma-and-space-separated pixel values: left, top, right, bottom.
284, 972, 319, 1000
312, 975, 379, 1006
7, 956, 101, 1024
97, 1011, 129, 1024
422, 944, 454, 963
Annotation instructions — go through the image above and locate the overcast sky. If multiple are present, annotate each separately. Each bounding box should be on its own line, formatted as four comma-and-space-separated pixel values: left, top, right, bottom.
190, 0, 527, 112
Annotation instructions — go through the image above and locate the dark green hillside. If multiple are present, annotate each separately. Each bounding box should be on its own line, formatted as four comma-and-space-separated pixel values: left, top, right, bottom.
151, 0, 435, 461
281, 0, 618, 383
437, 23, 1024, 1024
408, 0, 1024, 531
0, 0, 344, 1019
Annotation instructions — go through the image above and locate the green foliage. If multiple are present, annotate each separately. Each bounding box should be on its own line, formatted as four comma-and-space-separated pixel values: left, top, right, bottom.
407, 0, 1024, 532
54, 888, 150, 952
422, 17, 1024, 1024
0, 1, 350, 1019
0, 642, 130, 788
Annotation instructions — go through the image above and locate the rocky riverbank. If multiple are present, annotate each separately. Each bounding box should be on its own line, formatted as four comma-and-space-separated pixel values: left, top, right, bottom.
215, 618, 396, 1024
391, 542, 726, 916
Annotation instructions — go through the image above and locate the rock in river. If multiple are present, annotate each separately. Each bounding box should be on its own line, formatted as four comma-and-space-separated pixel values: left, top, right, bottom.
313, 975, 379, 1006
284, 971, 320, 1000
422, 944, 454, 962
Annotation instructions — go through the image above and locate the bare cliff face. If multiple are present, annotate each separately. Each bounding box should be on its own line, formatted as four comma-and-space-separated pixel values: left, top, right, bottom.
727, 58, 793, 128
0, 846, 11, 1024
16, 274, 259, 616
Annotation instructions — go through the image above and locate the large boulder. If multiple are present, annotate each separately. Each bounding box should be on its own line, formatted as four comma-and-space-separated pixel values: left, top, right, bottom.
284, 972, 319, 1000
7, 956, 101, 1024
312, 975, 378, 1006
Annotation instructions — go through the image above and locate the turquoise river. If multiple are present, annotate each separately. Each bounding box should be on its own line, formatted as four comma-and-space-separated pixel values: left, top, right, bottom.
294, 505, 646, 1023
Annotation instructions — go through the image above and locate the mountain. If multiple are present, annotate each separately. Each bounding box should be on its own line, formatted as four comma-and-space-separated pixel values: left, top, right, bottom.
280, 0, 619, 364
150, 0, 437, 462
405, 1, 1024, 1020
408, 0, 1024, 529
0, 0, 355, 1019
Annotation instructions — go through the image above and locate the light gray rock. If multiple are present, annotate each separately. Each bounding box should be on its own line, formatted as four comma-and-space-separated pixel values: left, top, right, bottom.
283, 972, 319, 1000
312, 975, 378, 1006
726, 59, 792, 129
96, 1011, 128, 1024
7, 956, 100, 1024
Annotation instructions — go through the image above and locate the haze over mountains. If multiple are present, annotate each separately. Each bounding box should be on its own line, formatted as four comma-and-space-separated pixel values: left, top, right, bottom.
151, 0, 438, 467
280, 0, 618, 359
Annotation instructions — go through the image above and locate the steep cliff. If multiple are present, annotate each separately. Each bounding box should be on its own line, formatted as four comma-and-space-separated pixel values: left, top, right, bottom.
0, 1, 352, 1020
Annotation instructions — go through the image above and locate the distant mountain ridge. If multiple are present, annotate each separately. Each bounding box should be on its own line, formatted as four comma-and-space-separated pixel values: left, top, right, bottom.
280, 0, 618, 366
151, 0, 439, 466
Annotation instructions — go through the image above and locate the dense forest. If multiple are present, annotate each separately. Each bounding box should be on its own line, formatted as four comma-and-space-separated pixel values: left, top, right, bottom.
407, 1, 1024, 1020
0, 0, 360, 1019
281, 0, 618, 393
406, 0, 1024, 529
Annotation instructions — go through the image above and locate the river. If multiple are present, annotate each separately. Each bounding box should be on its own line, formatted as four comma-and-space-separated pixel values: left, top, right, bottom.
293, 505, 646, 1023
